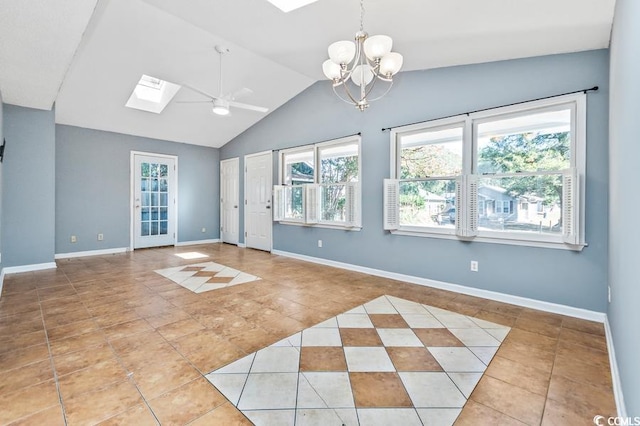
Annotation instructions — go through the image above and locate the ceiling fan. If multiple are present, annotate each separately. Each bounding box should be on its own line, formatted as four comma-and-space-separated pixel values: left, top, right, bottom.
180, 46, 268, 116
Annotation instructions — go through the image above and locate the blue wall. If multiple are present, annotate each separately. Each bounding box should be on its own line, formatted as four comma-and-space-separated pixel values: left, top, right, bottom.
0, 96, 4, 271
2, 105, 56, 267
222, 50, 610, 312
56, 125, 220, 254
608, 0, 640, 416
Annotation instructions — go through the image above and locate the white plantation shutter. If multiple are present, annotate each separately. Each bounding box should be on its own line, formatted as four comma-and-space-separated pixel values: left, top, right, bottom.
466, 176, 479, 237
272, 185, 285, 221
383, 179, 400, 230
562, 168, 579, 245
305, 184, 319, 224
455, 176, 478, 238
345, 183, 360, 227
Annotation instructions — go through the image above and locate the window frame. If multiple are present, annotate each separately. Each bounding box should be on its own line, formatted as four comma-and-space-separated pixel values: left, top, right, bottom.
387, 93, 587, 250
276, 135, 362, 230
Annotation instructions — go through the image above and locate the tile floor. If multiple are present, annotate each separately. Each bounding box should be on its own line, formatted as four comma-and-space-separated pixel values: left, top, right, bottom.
155, 262, 260, 293
206, 295, 509, 425
0, 244, 617, 425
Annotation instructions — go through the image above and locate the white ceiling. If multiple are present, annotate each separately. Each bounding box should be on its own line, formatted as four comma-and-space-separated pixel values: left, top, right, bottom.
1, 0, 616, 148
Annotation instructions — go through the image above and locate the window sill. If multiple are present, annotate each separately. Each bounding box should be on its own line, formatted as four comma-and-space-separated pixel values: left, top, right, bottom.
276, 221, 362, 232
390, 229, 586, 251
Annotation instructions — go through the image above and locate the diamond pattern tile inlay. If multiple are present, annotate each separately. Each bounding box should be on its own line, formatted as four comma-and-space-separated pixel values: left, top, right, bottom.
155, 262, 260, 293
205, 295, 511, 426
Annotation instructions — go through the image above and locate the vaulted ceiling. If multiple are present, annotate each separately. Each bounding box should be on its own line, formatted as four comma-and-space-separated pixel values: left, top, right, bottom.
0, 0, 616, 148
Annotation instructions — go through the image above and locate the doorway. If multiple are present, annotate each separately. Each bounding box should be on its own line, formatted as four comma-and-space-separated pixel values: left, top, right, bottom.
220, 157, 239, 245
131, 152, 177, 249
244, 151, 272, 251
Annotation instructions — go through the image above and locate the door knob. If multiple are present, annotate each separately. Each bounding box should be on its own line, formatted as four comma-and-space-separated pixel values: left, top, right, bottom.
266, 206, 271, 209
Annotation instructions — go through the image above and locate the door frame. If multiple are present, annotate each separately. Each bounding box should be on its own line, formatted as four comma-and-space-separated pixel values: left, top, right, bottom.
243, 150, 273, 252
220, 157, 240, 245
129, 151, 179, 250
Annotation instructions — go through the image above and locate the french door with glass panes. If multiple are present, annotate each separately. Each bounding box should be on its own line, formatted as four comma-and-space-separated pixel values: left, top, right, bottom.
132, 153, 177, 249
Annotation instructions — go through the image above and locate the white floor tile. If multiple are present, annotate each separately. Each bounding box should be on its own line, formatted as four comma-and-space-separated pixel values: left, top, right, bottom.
447, 372, 483, 398
238, 373, 298, 410
296, 409, 358, 426
448, 328, 502, 347
429, 313, 479, 329
336, 313, 374, 328
428, 347, 487, 372
154, 266, 185, 278
401, 313, 444, 329
387, 296, 430, 314
297, 372, 354, 408
343, 347, 395, 372
273, 332, 302, 347
228, 272, 259, 286
205, 373, 248, 405
344, 306, 367, 314
193, 283, 227, 293
165, 271, 196, 284
215, 266, 241, 277
399, 372, 467, 408
468, 347, 499, 365
376, 328, 423, 347
243, 409, 295, 426
211, 353, 255, 374
416, 408, 461, 426
312, 317, 338, 328
363, 297, 398, 314
357, 408, 422, 426
486, 327, 511, 342
201, 262, 226, 272
467, 316, 509, 329
251, 346, 300, 373
301, 327, 342, 347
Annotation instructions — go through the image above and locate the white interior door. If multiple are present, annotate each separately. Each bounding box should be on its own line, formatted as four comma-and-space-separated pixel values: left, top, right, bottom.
132, 153, 177, 249
245, 151, 272, 251
220, 158, 239, 245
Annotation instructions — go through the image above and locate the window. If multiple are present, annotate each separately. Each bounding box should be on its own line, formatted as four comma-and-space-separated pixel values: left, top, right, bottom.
274, 135, 361, 229
385, 93, 585, 249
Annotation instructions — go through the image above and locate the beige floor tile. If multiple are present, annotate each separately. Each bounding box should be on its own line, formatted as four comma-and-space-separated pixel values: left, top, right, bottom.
188, 402, 252, 426
0, 380, 60, 424
470, 376, 546, 425
148, 377, 227, 425
299, 347, 347, 372
64, 380, 143, 426
349, 372, 413, 407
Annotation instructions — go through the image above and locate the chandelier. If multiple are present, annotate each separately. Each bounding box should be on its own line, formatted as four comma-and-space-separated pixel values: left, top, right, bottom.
322, 0, 403, 111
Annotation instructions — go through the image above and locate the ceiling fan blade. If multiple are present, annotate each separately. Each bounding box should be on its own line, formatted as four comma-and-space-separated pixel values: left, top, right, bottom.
228, 100, 268, 113
175, 100, 213, 104
181, 83, 220, 101
225, 87, 253, 101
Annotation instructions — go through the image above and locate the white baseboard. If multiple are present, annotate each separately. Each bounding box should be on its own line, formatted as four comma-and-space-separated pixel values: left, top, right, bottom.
0, 268, 5, 298
237, 243, 247, 248
272, 249, 607, 323
175, 239, 221, 247
1, 262, 57, 275
55, 247, 129, 260
604, 317, 627, 417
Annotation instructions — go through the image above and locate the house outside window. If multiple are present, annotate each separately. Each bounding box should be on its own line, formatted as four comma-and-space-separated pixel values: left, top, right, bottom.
274, 135, 361, 229
384, 93, 586, 249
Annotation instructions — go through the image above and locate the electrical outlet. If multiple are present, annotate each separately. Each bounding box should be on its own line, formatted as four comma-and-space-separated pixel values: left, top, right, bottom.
201, 227, 206, 233
70, 235, 77, 243
318, 240, 323, 248
97, 233, 104, 241
470, 260, 479, 272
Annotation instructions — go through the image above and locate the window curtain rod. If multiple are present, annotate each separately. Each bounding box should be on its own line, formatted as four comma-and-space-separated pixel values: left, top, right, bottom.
273, 132, 362, 152
381, 86, 599, 132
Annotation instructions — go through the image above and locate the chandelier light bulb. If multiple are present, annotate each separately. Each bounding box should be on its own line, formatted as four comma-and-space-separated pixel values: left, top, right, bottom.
328, 41, 356, 65
350, 64, 374, 87
212, 99, 230, 116
322, 59, 342, 80
380, 52, 404, 77
363, 35, 393, 61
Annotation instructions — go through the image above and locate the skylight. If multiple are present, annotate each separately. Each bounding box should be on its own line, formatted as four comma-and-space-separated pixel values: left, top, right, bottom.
125, 75, 181, 114
266, 0, 319, 13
